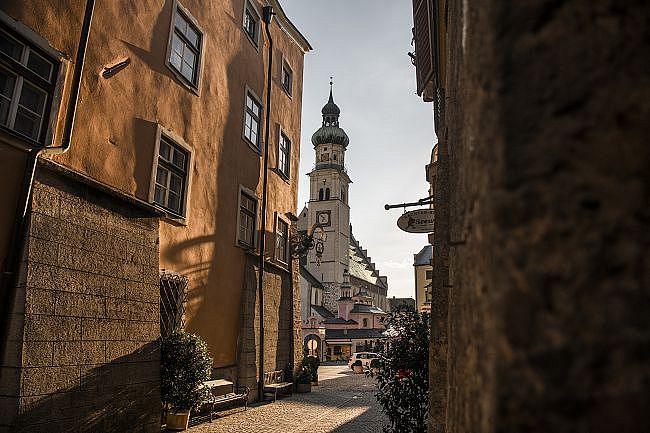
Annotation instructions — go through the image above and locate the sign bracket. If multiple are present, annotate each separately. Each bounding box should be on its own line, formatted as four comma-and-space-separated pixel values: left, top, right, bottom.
384, 195, 434, 211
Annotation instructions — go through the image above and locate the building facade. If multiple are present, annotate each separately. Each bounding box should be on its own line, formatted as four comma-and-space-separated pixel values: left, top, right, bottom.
0, 1, 310, 431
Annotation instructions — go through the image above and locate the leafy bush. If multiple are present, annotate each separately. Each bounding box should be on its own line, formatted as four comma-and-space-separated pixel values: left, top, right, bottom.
369, 358, 381, 369
352, 359, 362, 367
374, 311, 430, 433
299, 355, 320, 382
161, 331, 213, 412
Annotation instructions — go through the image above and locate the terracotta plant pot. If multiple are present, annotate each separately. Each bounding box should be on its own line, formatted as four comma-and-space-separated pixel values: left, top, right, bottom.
165, 410, 190, 431
296, 382, 311, 393
353, 365, 364, 374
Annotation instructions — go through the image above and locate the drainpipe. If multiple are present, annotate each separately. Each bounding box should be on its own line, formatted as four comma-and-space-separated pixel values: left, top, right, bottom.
0, 0, 95, 366
257, 4, 275, 403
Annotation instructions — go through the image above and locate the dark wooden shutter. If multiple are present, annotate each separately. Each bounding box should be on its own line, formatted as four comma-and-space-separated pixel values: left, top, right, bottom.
413, 0, 433, 95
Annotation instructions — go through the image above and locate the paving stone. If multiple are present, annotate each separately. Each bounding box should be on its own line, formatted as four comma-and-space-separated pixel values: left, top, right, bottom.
184, 365, 387, 433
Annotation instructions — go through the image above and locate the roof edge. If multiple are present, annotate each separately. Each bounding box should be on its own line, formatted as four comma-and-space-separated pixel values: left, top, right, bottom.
271, 0, 313, 52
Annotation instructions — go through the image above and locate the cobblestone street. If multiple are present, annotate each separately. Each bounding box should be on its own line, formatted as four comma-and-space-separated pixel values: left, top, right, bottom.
186, 365, 387, 433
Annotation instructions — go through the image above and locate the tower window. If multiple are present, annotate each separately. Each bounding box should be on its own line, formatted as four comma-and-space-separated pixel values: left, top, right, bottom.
275, 217, 289, 264
0, 28, 59, 143
278, 131, 291, 178
333, 154, 337, 160
318, 188, 324, 201
325, 188, 330, 200
363, 318, 368, 328
243, 90, 262, 149
168, 6, 203, 87
341, 189, 345, 202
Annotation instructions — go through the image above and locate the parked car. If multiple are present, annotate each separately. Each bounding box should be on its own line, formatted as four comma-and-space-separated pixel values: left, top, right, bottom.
348, 352, 379, 369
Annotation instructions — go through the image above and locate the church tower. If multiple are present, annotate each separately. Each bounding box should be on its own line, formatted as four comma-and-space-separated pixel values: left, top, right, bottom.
303, 82, 352, 286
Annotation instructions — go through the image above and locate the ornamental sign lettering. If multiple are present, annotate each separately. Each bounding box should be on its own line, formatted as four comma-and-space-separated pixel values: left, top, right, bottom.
396, 209, 435, 233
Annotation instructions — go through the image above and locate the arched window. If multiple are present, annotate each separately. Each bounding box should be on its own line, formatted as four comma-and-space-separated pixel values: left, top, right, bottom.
325, 188, 330, 200
318, 188, 324, 201
363, 318, 368, 327
333, 154, 337, 160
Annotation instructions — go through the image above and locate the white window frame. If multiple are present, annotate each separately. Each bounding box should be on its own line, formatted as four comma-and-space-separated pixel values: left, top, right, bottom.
165, 0, 205, 93
148, 125, 194, 222
242, 86, 263, 153
274, 213, 290, 265
277, 126, 291, 180
236, 185, 259, 249
242, 0, 261, 49
280, 56, 293, 97
0, 14, 68, 147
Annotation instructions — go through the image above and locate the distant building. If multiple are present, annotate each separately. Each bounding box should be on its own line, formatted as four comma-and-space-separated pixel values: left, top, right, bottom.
414, 245, 433, 312
388, 296, 416, 312
299, 87, 388, 361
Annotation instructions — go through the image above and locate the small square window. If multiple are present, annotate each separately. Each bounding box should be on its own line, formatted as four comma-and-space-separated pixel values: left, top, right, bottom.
281, 62, 293, 96
238, 190, 257, 247
278, 132, 290, 178
275, 218, 289, 263
153, 135, 189, 216
243, 2, 260, 47
168, 6, 202, 87
244, 91, 262, 149
425, 269, 433, 280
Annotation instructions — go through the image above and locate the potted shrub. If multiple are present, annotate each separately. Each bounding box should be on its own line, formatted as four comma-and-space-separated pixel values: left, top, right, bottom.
295, 370, 312, 393
161, 331, 213, 431
300, 354, 320, 385
352, 359, 364, 374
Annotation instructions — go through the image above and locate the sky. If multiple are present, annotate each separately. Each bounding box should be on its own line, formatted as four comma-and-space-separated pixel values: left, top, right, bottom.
280, 0, 436, 299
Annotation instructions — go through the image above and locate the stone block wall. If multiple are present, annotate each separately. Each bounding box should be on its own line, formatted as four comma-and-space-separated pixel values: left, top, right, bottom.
0, 166, 160, 433
237, 255, 300, 401
429, 1, 650, 433
322, 283, 341, 316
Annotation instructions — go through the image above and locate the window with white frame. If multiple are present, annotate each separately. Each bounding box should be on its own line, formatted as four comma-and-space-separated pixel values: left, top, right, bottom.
244, 91, 262, 149
243, 2, 260, 47
281, 61, 292, 96
168, 6, 202, 87
238, 190, 257, 247
0, 27, 58, 143
275, 217, 289, 263
153, 135, 189, 216
278, 131, 290, 178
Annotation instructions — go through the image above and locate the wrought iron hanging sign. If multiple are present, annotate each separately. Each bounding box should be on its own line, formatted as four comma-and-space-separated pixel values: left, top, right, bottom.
396, 209, 435, 233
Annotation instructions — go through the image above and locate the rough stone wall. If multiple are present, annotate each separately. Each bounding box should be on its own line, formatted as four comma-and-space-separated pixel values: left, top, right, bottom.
0, 167, 160, 433
238, 255, 300, 401
322, 283, 341, 316
430, 1, 650, 433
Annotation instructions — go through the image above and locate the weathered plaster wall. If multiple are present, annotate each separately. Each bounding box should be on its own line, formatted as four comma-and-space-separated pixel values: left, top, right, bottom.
0, 0, 306, 370
430, 1, 650, 432
0, 166, 160, 433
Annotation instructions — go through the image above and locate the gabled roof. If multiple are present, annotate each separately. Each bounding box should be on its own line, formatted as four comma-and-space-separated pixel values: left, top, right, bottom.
300, 265, 323, 289
325, 328, 387, 340
414, 245, 433, 266
310, 304, 335, 319
348, 230, 388, 290
350, 303, 386, 314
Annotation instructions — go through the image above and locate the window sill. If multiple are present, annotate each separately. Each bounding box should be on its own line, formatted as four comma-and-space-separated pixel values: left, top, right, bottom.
244, 31, 260, 52
274, 169, 291, 184
156, 206, 188, 227
165, 62, 200, 96
281, 85, 293, 99
243, 137, 263, 156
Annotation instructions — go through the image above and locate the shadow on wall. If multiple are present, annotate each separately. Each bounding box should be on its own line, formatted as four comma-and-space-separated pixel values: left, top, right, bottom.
16, 341, 160, 433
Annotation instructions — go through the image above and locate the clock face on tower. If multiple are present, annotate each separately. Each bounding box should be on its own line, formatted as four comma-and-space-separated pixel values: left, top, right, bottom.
316, 211, 331, 226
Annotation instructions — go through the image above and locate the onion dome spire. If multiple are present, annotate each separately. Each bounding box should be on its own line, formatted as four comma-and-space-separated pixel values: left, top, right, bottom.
322, 77, 341, 126
312, 77, 350, 147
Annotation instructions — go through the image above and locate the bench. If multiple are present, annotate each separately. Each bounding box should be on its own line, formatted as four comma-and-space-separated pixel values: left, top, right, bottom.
199, 379, 249, 421
263, 370, 293, 402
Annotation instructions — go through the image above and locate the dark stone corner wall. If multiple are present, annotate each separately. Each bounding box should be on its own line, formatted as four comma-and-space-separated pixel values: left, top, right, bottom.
237, 254, 301, 401
430, 1, 649, 433
0, 166, 161, 433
